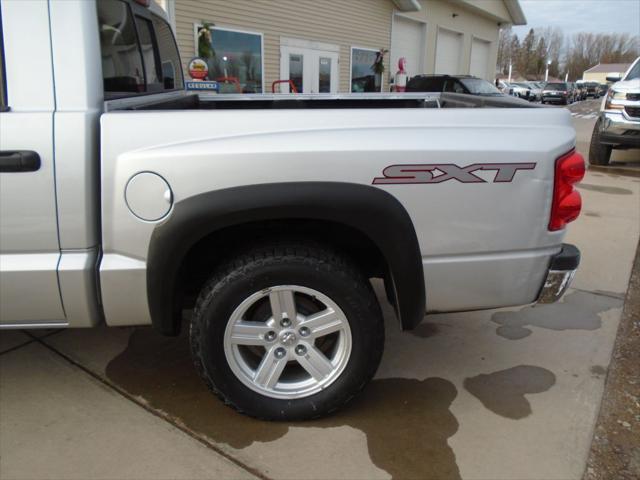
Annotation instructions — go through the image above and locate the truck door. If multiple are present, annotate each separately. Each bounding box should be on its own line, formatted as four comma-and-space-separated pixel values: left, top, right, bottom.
0, 1, 65, 325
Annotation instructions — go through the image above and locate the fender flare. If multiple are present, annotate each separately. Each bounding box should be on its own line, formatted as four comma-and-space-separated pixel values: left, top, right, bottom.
147, 182, 425, 335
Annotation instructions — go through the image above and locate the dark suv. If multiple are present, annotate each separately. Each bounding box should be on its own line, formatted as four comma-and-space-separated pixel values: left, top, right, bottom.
406, 75, 504, 96
542, 82, 571, 105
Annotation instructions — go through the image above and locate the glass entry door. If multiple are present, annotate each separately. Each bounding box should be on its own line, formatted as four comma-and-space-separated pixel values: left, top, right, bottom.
280, 46, 338, 94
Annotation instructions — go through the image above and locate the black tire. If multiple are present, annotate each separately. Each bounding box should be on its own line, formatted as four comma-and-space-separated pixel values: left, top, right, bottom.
189, 241, 385, 420
589, 119, 612, 166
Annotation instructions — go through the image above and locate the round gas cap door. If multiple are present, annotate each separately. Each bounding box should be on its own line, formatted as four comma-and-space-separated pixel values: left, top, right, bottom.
125, 172, 173, 221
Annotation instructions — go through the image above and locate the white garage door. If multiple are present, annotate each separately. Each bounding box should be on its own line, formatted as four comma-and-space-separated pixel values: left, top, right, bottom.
470, 38, 491, 79
435, 28, 463, 75
390, 15, 424, 77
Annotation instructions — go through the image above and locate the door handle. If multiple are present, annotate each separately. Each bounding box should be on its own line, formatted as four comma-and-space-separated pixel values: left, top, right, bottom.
0, 151, 41, 172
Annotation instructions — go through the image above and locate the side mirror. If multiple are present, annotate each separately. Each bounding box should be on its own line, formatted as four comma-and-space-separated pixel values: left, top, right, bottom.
606, 74, 622, 82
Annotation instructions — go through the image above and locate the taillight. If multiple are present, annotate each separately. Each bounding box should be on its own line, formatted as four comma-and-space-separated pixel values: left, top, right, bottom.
549, 150, 585, 231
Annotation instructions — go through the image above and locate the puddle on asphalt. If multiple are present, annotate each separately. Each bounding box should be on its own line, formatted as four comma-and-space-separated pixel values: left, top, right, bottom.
577, 183, 633, 195
464, 365, 556, 419
491, 291, 622, 340
106, 328, 461, 480
584, 211, 601, 217
590, 365, 607, 378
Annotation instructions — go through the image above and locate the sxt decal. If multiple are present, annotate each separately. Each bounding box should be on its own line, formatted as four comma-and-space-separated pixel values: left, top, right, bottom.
372, 163, 536, 184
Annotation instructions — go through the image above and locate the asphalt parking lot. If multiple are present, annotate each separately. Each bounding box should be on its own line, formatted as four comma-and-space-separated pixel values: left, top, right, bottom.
1, 99, 639, 480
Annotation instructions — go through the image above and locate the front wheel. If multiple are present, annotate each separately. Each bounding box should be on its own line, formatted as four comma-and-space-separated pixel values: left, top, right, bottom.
190, 242, 385, 420
589, 119, 612, 165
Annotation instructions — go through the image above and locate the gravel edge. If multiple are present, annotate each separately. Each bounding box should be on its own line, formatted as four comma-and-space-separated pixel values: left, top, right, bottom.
583, 238, 640, 480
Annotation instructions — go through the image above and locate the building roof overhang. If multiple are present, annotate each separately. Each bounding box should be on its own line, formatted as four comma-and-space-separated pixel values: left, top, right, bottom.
504, 0, 527, 25
392, 0, 422, 12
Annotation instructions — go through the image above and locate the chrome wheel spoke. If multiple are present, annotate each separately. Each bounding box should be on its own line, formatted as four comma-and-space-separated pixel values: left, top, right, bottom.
296, 345, 334, 381
301, 308, 344, 338
254, 347, 288, 389
269, 289, 297, 324
229, 321, 272, 346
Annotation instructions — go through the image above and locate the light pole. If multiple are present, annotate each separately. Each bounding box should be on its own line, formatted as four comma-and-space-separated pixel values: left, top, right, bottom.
508, 61, 512, 83
545, 59, 551, 82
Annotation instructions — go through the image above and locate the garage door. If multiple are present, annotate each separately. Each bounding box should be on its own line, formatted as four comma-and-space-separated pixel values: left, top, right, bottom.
391, 15, 424, 77
435, 28, 463, 75
470, 38, 491, 79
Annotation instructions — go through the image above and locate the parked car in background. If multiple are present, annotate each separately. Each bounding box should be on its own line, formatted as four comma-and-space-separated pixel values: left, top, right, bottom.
590, 57, 640, 165
585, 82, 601, 98
569, 82, 581, 103
509, 82, 532, 100
524, 81, 543, 101
576, 83, 587, 101
598, 84, 609, 97
497, 80, 516, 96
542, 82, 571, 105
406, 75, 505, 96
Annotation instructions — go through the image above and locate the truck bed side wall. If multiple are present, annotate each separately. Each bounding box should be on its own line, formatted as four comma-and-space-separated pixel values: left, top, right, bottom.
100, 107, 574, 327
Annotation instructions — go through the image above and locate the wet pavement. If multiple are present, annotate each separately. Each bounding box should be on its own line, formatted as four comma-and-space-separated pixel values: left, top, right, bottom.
1, 106, 639, 479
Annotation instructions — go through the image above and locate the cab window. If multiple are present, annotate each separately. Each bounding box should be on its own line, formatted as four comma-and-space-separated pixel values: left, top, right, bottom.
98, 0, 145, 96
97, 0, 182, 98
135, 16, 163, 92
150, 14, 183, 90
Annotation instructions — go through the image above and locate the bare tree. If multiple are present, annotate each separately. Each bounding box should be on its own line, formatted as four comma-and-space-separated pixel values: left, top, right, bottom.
496, 25, 639, 81
565, 32, 639, 80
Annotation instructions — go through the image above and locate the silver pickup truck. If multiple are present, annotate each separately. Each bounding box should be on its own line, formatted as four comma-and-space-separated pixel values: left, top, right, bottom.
589, 57, 640, 165
0, 0, 584, 420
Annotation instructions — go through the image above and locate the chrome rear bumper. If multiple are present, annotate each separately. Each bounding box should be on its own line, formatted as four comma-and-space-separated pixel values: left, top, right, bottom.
537, 244, 580, 304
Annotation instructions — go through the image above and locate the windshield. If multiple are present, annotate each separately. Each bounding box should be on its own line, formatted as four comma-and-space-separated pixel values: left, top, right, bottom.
459, 78, 502, 95
545, 83, 567, 91
624, 59, 640, 80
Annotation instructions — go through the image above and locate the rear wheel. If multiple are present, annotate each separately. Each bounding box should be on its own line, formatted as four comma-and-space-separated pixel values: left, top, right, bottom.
189, 242, 385, 420
589, 119, 612, 166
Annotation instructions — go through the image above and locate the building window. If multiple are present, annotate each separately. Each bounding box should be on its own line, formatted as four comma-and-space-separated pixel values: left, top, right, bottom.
197, 25, 263, 93
350, 47, 382, 93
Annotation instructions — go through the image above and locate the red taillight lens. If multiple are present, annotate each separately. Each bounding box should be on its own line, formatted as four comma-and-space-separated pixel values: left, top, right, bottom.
549, 150, 585, 231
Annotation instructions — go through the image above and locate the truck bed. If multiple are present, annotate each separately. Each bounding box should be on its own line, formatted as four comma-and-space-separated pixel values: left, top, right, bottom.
106, 92, 539, 112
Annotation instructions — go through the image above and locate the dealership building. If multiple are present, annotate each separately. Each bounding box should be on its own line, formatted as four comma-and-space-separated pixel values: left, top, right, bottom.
158, 0, 525, 93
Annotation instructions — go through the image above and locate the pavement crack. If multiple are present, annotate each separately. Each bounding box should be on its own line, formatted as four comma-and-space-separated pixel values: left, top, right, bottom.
0, 338, 35, 356
28, 334, 271, 480
572, 288, 626, 300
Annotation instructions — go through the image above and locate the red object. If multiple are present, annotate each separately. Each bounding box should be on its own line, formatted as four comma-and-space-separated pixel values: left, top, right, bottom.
133, 0, 150, 6
272, 80, 299, 94
215, 77, 242, 93
188, 58, 209, 80
548, 150, 585, 231
394, 57, 408, 92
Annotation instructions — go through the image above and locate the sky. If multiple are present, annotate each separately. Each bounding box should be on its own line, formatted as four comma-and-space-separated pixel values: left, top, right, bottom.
512, 0, 640, 38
